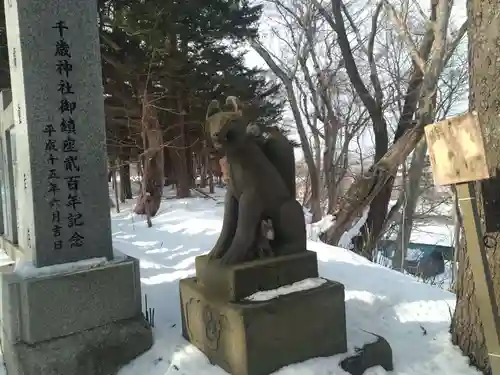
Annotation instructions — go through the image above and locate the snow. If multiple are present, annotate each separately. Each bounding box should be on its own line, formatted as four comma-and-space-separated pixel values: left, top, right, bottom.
338, 208, 368, 249
14, 257, 110, 278
386, 223, 455, 248
306, 214, 334, 241
0, 186, 474, 374
245, 278, 327, 301
13, 250, 129, 278
105, 187, 480, 375
410, 224, 455, 247
0, 250, 14, 268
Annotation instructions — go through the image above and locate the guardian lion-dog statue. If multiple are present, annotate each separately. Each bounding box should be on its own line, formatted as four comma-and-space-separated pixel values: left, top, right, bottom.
205, 96, 306, 264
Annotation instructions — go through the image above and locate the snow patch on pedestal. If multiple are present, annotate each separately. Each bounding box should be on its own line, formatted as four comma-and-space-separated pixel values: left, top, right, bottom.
14, 249, 129, 278
244, 277, 327, 302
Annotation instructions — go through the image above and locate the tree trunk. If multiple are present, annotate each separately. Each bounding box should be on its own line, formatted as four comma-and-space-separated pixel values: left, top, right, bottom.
451, 0, 500, 372
207, 152, 214, 194
323, 110, 340, 215
133, 87, 164, 218
112, 160, 120, 213
286, 84, 321, 219
163, 147, 176, 186
392, 138, 427, 270
200, 152, 207, 188
186, 141, 194, 188
313, 132, 321, 177
345, 2, 442, 258
169, 92, 190, 199
356, 40, 435, 257
297, 43, 340, 216
392, 81, 440, 266
451, 199, 496, 374
329, 0, 389, 255
119, 157, 132, 201
325, 125, 425, 245
392, 89, 437, 269
111, 163, 117, 191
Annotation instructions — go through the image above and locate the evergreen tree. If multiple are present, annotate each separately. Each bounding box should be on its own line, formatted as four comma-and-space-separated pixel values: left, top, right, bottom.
102, 0, 284, 199
0, 0, 286, 207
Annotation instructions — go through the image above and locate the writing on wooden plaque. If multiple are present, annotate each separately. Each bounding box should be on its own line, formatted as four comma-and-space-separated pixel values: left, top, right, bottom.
425, 112, 490, 186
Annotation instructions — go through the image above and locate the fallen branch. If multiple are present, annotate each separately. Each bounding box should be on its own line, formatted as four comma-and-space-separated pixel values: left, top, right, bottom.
325, 125, 426, 244
191, 188, 217, 201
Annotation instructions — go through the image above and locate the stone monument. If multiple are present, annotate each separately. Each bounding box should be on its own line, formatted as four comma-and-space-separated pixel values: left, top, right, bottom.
179, 97, 347, 375
0, 0, 153, 373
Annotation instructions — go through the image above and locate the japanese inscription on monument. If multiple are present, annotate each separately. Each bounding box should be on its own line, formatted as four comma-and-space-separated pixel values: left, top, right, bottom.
4, 0, 113, 266
51, 21, 85, 250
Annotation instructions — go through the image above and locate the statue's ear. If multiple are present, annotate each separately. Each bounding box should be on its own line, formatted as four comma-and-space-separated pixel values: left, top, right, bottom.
225, 96, 241, 113
206, 100, 221, 119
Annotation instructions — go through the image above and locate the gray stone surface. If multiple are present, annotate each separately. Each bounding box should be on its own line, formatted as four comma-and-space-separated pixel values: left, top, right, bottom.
180, 276, 347, 375
1, 315, 153, 375
1, 3, 153, 374
1, 256, 142, 344
0, 91, 17, 244
195, 250, 319, 301
4, 0, 112, 266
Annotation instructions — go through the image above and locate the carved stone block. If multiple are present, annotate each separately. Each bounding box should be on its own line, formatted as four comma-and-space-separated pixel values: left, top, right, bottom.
1, 255, 142, 345
179, 277, 347, 375
195, 251, 319, 301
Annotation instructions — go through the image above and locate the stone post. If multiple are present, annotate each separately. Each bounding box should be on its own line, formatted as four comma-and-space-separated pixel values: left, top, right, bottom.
0, 0, 153, 373
0, 91, 16, 245
5, 0, 113, 268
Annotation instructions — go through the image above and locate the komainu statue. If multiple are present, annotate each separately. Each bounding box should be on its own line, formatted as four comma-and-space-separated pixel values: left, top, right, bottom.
204, 96, 306, 264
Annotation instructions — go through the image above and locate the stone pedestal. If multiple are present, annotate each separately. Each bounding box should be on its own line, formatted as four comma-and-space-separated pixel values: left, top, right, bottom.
0, 255, 153, 375
195, 251, 319, 301
179, 251, 347, 375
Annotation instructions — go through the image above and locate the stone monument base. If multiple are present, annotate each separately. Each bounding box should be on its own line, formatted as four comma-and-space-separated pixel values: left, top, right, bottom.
1, 315, 151, 375
180, 252, 347, 375
0, 254, 153, 375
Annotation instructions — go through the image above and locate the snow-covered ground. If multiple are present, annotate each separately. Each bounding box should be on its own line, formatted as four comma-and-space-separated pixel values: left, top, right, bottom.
105, 187, 480, 375
0, 185, 474, 375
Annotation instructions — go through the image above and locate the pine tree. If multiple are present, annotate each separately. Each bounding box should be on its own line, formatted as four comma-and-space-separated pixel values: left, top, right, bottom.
103, 0, 284, 201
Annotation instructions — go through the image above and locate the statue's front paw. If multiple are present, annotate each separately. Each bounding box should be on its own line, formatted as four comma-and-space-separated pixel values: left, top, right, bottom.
208, 246, 225, 259
219, 248, 246, 265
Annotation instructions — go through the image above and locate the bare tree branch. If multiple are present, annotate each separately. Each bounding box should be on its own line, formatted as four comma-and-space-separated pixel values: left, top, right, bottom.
443, 20, 468, 66
368, 2, 385, 106
329, 0, 387, 136
382, 0, 426, 72
251, 38, 323, 219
